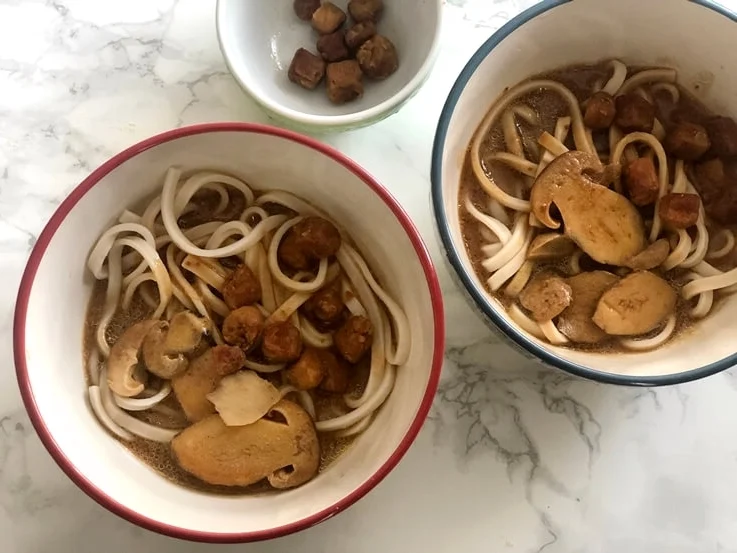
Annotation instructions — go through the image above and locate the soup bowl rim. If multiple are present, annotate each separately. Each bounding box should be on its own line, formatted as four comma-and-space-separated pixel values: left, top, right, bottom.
14, 122, 445, 543
430, 0, 737, 387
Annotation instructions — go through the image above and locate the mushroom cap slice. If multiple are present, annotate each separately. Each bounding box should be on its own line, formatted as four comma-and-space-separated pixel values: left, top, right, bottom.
206, 370, 281, 426
530, 151, 646, 265
171, 400, 319, 489
519, 275, 572, 322
593, 271, 677, 336
171, 345, 246, 422
142, 312, 209, 379
557, 271, 620, 344
623, 239, 670, 271
527, 233, 577, 261
165, 312, 210, 354
107, 320, 159, 398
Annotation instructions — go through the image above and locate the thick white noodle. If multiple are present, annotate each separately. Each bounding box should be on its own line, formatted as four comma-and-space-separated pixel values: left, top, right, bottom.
482, 214, 528, 273
88, 222, 157, 279
619, 315, 676, 350
683, 272, 714, 318
651, 82, 680, 102
88, 387, 134, 440
618, 68, 677, 94
122, 272, 156, 311
161, 167, 288, 258
99, 367, 178, 442
334, 414, 374, 438
683, 266, 737, 299
96, 245, 123, 357
602, 59, 628, 95
114, 382, 172, 411
316, 366, 395, 432
706, 229, 735, 260
539, 320, 569, 344
662, 229, 692, 271
509, 304, 545, 339
465, 196, 512, 244
173, 172, 254, 216
488, 152, 538, 177
341, 278, 367, 317
487, 229, 533, 291
301, 317, 334, 348
197, 280, 229, 317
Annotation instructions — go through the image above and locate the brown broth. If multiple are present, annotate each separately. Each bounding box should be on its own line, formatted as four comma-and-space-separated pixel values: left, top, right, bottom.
459, 59, 736, 353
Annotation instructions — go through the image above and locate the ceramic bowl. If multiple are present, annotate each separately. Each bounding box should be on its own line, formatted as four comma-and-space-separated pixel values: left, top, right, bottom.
216, 0, 442, 132
14, 123, 444, 542
432, 0, 737, 386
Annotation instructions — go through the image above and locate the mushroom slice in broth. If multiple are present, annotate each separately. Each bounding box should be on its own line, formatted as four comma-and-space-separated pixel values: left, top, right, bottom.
530, 151, 647, 266
171, 400, 319, 489
593, 271, 677, 336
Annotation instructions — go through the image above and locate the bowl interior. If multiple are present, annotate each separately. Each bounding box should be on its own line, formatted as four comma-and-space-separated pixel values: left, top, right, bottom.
217, 0, 440, 121
19, 127, 441, 537
434, 0, 737, 382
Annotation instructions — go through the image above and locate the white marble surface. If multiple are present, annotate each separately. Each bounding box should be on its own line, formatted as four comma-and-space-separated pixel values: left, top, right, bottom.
3, 0, 737, 551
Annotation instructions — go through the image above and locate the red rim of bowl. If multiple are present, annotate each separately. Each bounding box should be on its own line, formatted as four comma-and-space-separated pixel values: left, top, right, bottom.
12, 122, 445, 543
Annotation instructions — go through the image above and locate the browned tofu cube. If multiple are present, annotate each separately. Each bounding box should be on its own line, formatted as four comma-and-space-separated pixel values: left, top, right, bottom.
664, 122, 711, 160
356, 35, 398, 80
312, 2, 346, 34
659, 193, 700, 229
345, 21, 376, 50
615, 93, 655, 133
624, 157, 660, 206
293, 0, 321, 21
348, 0, 383, 22
325, 60, 364, 104
583, 91, 616, 129
288, 48, 326, 90
317, 31, 349, 62
706, 116, 737, 157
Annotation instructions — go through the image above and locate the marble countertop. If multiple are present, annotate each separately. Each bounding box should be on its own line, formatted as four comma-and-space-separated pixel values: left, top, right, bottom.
3, 0, 737, 551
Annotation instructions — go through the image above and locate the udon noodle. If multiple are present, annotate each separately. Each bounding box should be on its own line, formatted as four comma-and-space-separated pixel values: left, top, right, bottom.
84, 167, 410, 491
460, 59, 737, 351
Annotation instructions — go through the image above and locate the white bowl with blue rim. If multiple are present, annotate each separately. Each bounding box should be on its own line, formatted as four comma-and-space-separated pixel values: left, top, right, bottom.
432, 0, 737, 386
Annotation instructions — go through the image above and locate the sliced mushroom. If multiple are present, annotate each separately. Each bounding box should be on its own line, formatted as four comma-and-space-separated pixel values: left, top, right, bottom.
593, 271, 677, 336
527, 233, 577, 261
519, 275, 572, 322
206, 370, 281, 426
624, 239, 670, 270
171, 400, 319, 489
171, 345, 246, 422
557, 271, 619, 343
107, 320, 159, 397
142, 312, 209, 379
530, 151, 646, 265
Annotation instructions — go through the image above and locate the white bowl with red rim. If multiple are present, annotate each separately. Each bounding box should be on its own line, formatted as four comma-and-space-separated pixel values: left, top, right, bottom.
13, 123, 444, 542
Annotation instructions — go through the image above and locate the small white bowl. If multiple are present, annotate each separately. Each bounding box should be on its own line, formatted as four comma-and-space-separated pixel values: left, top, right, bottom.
216, 0, 442, 132
14, 123, 444, 542
432, 0, 737, 385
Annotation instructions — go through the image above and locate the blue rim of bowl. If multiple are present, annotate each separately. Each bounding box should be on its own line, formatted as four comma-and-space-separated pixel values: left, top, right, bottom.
431, 0, 737, 387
